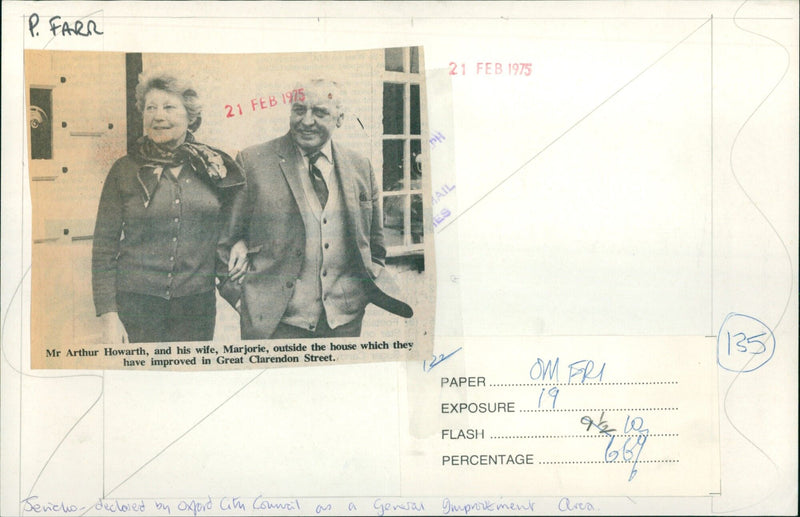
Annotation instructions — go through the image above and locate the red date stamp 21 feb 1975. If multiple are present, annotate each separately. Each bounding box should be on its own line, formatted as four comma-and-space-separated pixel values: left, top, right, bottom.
224, 88, 305, 119
449, 62, 532, 76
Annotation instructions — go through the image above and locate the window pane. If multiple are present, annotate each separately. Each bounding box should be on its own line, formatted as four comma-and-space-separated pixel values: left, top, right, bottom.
29, 88, 53, 160
410, 47, 420, 73
410, 84, 420, 135
410, 139, 422, 190
383, 139, 404, 191
383, 83, 404, 135
383, 195, 406, 247
411, 194, 423, 244
385, 47, 404, 72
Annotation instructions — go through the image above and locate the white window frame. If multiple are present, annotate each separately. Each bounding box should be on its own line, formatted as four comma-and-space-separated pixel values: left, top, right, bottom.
381, 47, 424, 258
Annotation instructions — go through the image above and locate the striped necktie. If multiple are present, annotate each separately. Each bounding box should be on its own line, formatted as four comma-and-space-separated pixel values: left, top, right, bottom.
308, 151, 328, 208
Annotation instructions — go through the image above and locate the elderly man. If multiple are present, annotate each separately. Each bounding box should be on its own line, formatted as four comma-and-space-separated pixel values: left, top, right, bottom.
219, 79, 412, 339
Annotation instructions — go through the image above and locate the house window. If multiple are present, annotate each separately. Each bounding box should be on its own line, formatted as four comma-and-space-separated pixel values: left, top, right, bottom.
29, 88, 53, 160
382, 47, 423, 257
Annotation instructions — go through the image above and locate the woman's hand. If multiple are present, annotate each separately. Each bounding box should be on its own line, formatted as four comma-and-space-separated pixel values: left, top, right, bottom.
101, 312, 129, 344
228, 239, 249, 282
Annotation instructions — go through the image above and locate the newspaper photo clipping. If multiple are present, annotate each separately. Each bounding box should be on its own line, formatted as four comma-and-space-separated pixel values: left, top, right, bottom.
26, 48, 435, 371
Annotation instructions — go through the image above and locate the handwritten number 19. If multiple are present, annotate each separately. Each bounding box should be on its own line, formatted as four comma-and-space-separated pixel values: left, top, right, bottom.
538, 386, 559, 409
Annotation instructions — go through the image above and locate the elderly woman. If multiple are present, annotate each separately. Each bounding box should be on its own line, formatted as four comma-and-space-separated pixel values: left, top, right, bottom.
92, 72, 246, 343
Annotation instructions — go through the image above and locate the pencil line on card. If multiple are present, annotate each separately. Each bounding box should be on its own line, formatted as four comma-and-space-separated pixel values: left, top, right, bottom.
103, 372, 106, 498
710, 14, 715, 337
726, 8, 793, 334
103, 370, 267, 498
41, 9, 104, 50
18, 27, 25, 510
45, 15, 792, 20
5, 54, 108, 508
437, 16, 713, 234
24, 389, 104, 503
713, 1, 790, 513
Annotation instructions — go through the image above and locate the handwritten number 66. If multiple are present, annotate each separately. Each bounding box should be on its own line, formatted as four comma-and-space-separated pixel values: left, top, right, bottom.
604, 437, 619, 462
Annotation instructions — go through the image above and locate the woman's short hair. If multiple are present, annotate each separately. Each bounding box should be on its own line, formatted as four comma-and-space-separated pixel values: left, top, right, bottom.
135, 72, 202, 132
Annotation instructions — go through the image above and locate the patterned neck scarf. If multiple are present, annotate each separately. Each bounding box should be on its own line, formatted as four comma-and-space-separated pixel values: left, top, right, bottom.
133, 133, 244, 207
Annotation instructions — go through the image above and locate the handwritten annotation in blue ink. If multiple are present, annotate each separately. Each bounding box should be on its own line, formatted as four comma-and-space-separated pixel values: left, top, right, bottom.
602, 415, 649, 482
716, 312, 775, 373
442, 498, 535, 514
526, 358, 606, 410
557, 497, 596, 512
20, 495, 602, 516
424, 347, 463, 372
529, 357, 606, 384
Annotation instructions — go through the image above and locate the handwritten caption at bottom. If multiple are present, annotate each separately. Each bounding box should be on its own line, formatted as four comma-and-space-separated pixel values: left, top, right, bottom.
20, 495, 603, 515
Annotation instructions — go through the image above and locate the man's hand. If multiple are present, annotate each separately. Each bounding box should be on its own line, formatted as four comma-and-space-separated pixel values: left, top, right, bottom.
101, 312, 129, 344
228, 239, 249, 282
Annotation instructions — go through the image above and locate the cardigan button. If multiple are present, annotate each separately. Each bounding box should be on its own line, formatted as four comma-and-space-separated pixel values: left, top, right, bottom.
286, 281, 294, 288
